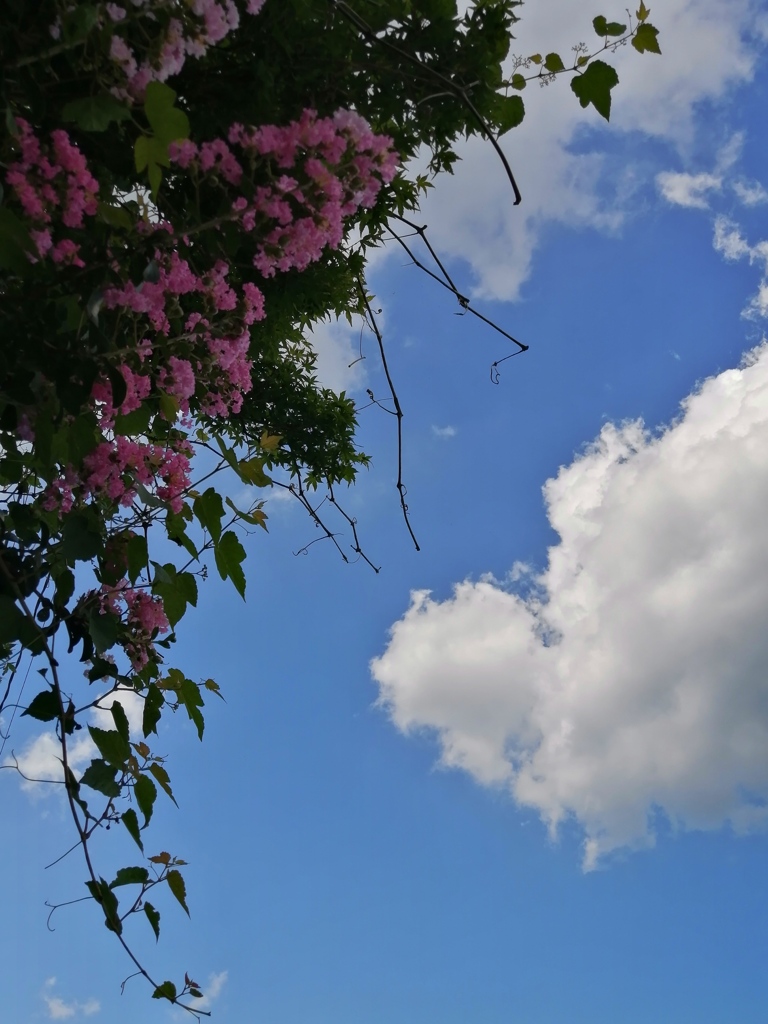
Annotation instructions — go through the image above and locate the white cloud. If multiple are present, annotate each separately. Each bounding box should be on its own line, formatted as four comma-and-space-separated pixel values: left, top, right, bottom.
656, 170, 721, 209
4, 689, 145, 795
713, 216, 768, 318
372, 343, 768, 868
432, 425, 457, 439
416, 0, 763, 300
45, 997, 76, 1020
733, 179, 768, 206
43, 993, 99, 1020
186, 971, 228, 1014
307, 317, 367, 393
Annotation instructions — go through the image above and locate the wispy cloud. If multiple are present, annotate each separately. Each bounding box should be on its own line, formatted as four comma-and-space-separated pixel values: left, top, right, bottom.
713, 215, 768, 318
431, 425, 457, 440
656, 170, 722, 209
733, 179, 768, 206
414, 0, 765, 300
43, 979, 99, 1019
373, 344, 768, 869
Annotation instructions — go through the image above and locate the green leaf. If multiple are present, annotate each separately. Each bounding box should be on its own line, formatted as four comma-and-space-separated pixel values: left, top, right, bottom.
144, 82, 190, 144
144, 902, 161, 941
86, 877, 122, 934
81, 759, 120, 798
166, 869, 190, 916
135, 773, 157, 827
110, 701, 129, 741
87, 609, 119, 654
0, 207, 34, 273
225, 496, 268, 530
193, 487, 224, 542
126, 534, 148, 584
22, 687, 59, 722
593, 15, 627, 36
122, 808, 144, 852
0, 595, 26, 647
237, 458, 272, 487
491, 94, 525, 136
111, 865, 149, 888
60, 511, 104, 563
632, 23, 661, 54
204, 678, 224, 700
637, 1, 650, 21
114, 402, 152, 436
62, 95, 130, 131
53, 569, 76, 610
88, 726, 130, 768
214, 531, 247, 598
544, 52, 565, 73
148, 761, 177, 805
570, 59, 619, 120
510, 73, 526, 90
152, 980, 176, 1002
179, 677, 205, 740
97, 201, 133, 230
152, 565, 197, 627
143, 682, 164, 736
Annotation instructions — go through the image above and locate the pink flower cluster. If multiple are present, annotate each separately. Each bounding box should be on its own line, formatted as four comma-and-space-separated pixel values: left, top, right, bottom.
5, 119, 99, 265
100, 252, 264, 419
170, 109, 399, 277
43, 437, 192, 516
98, 581, 171, 671
107, 0, 268, 100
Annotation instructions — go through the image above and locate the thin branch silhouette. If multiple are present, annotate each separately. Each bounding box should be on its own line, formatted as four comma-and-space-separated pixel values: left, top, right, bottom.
329, 0, 523, 204
357, 281, 420, 552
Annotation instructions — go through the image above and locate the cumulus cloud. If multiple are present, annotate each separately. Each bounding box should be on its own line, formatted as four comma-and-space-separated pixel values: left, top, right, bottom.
416, 0, 763, 299
5, 690, 145, 795
372, 344, 768, 868
733, 179, 768, 206
656, 170, 722, 208
432, 425, 457, 439
42, 980, 99, 1020
713, 216, 768, 318
307, 317, 366, 393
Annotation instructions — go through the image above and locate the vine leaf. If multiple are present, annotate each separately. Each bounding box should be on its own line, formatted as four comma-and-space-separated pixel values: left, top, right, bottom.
122, 808, 144, 852
593, 16, 626, 36
143, 683, 164, 736
81, 759, 120, 798
62, 95, 130, 132
111, 866, 149, 888
214, 530, 247, 598
152, 980, 176, 1001
144, 902, 161, 942
86, 878, 122, 934
21, 687, 59, 722
166, 869, 190, 916
135, 773, 157, 828
148, 762, 177, 805
570, 59, 619, 120
632, 23, 661, 54
88, 725, 130, 767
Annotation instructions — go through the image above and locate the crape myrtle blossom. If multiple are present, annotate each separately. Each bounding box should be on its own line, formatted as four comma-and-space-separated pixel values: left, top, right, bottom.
170, 109, 399, 276
5, 118, 99, 265
103, 0, 268, 100
4, 59, 399, 681
96, 578, 172, 671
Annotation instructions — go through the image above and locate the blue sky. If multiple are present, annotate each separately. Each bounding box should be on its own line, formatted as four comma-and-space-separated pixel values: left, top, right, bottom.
4, 2, 768, 1021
